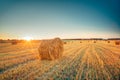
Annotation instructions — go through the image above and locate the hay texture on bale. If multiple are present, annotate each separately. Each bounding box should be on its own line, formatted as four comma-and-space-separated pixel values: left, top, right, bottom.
38, 38, 64, 60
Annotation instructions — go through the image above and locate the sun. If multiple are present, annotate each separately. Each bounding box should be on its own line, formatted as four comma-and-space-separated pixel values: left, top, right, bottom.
23, 36, 33, 41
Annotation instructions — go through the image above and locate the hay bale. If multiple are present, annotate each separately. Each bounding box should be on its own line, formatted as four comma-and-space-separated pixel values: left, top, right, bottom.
64, 42, 67, 44
107, 41, 110, 43
94, 41, 96, 43
11, 41, 17, 45
115, 41, 120, 45
38, 38, 64, 60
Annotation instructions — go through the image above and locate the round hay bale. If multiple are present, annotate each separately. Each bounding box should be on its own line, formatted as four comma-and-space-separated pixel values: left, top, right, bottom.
107, 41, 110, 43
115, 41, 120, 45
94, 41, 96, 43
64, 42, 67, 44
11, 41, 17, 45
38, 38, 64, 60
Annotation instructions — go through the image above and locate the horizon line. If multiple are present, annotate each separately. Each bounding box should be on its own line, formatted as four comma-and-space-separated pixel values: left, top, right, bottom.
1, 37, 120, 40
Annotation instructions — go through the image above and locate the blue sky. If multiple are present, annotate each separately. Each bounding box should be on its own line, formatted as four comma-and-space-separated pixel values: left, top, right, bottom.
0, 0, 120, 39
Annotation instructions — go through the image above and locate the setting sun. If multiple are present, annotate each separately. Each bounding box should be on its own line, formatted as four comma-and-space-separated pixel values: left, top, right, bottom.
23, 36, 33, 41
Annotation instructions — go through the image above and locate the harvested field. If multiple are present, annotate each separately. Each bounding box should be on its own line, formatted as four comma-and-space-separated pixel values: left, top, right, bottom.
0, 40, 120, 80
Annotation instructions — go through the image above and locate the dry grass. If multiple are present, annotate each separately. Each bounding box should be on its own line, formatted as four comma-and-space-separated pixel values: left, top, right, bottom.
0, 40, 120, 80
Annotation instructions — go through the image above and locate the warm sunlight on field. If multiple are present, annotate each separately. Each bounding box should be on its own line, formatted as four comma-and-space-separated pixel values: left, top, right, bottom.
0, 40, 120, 80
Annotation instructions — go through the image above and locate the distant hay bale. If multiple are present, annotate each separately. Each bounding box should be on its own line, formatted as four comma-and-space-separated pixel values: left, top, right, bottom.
94, 41, 96, 43
108, 41, 110, 43
11, 41, 17, 45
64, 42, 67, 44
38, 38, 64, 60
115, 41, 120, 45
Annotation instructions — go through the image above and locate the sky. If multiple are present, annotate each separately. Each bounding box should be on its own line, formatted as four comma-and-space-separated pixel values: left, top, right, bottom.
0, 0, 120, 39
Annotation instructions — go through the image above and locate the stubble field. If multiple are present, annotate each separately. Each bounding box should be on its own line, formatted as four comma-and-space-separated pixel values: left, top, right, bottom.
0, 40, 120, 80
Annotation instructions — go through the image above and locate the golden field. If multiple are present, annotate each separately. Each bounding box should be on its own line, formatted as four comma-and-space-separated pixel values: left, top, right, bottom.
0, 40, 120, 80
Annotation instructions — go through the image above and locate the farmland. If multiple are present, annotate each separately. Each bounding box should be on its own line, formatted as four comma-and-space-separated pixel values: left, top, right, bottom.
0, 40, 120, 80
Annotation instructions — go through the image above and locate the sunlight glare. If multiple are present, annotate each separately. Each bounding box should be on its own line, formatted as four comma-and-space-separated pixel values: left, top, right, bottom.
23, 36, 33, 41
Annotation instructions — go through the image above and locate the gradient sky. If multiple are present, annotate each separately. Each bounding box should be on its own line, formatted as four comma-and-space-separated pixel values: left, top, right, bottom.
0, 0, 120, 39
